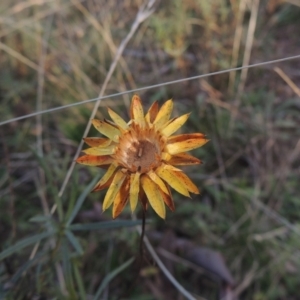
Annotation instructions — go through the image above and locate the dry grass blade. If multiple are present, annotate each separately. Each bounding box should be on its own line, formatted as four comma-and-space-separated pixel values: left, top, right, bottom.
285, 0, 300, 7
71, 0, 136, 90
0, 42, 39, 70
236, 0, 261, 98
137, 230, 197, 300
228, 0, 247, 93
274, 67, 300, 97
57, 0, 158, 202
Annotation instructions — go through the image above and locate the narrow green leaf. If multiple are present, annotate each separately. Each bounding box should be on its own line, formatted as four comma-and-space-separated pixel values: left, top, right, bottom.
73, 262, 87, 300
70, 220, 143, 231
36, 261, 43, 294
66, 170, 80, 220
93, 257, 135, 300
65, 230, 83, 255
10, 251, 46, 284
0, 231, 53, 260
29, 147, 63, 221
29, 215, 52, 223
66, 174, 101, 226
62, 238, 73, 288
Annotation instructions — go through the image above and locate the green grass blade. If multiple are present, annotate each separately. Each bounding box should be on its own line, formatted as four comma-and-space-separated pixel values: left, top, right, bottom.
0, 231, 53, 260
61, 238, 74, 289
65, 230, 84, 255
10, 251, 46, 284
69, 220, 142, 231
29, 147, 63, 221
66, 174, 101, 226
93, 257, 135, 300
73, 261, 87, 300
29, 215, 52, 223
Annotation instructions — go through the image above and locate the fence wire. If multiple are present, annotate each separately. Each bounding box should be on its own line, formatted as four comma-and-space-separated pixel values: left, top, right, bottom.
1, 53, 300, 127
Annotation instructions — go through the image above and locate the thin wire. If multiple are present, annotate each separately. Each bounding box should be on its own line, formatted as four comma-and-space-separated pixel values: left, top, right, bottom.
1, 53, 300, 127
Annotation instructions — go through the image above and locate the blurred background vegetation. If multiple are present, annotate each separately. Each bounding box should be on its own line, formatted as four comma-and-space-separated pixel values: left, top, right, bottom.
1, 0, 300, 299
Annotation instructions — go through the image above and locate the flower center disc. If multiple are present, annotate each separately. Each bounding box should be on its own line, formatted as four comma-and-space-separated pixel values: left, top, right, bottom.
126, 140, 160, 173
115, 124, 165, 174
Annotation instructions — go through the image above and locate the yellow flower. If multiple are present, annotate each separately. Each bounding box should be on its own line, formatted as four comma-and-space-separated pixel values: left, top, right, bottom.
76, 95, 208, 219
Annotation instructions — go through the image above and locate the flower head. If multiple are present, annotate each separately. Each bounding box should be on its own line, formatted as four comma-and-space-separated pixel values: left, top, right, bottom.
76, 95, 208, 219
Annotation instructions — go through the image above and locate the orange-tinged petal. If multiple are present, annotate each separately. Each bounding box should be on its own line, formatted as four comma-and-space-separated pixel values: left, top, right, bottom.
113, 175, 130, 219
93, 163, 118, 191
130, 95, 145, 126
153, 99, 173, 129
107, 108, 128, 130
148, 170, 169, 194
82, 145, 115, 155
166, 152, 202, 165
161, 113, 190, 137
83, 137, 111, 147
76, 155, 113, 166
92, 174, 114, 192
160, 185, 175, 211
166, 137, 209, 155
168, 133, 206, 144
92, 119, 120, 142
172, 171, 199, 194
156, 165, 190, 197
103, 170, 126, 211
145, 101, 159, 124
139, 188, 148, 211
141, 175, 166, 219
129, 172, 140, 212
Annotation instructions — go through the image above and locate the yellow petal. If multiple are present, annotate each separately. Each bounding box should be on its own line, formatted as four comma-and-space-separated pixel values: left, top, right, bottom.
148, 170, 169, 194
145, 101, 159, 124
153, 99, 173, 129
104, 119, 120, 129
156, 165, 190, 197
141, 175, 166, 219
161, 113, 190, 137
107, 108, 128, 130
161, 152, 172, 161
83, 137, 111, 147
130, 95, 145, 126
172, 171, 199, 194
162, 164, 183, 173
166, 153, 202, 166
76, 155, 113, 166
103, 170, 126, 211
92, 119, 120, 142
129, 172, 140, 212
82, 145, 115, 155
93, 163, 118, 191
166, 137, 209, 155
113, 176, 130, 219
